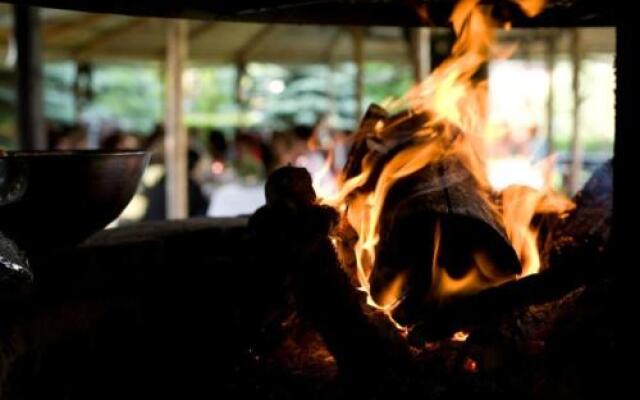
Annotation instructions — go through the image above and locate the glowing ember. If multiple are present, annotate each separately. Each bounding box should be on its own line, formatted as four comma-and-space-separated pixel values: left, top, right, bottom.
424, 342, 440, 351
321, 0, 572, 330
452, 331, 470, 342
463, 357, 479, 373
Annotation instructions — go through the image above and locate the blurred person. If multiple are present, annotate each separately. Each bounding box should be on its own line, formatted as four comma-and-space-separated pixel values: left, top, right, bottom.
100, 130, 141, 150
292, 123, 338, 197
270, 131, 296, 168
291, 124, 322, 167
495, 125, 520, 157
143, 124, 165, 165
208, 130, 228, 163
332, 129, 352, 172
144, 148, 209, 220
100, 131, 124, 150
114, 126, 167, 225
523, 124, 548, 161
46, 121, 68, 149
53, 125, 89, 150
206, 129, 229, 179
260, 139, 276, 175
206, 132, 266, 217
187, 127, 210, 161
233, 132, 267, 180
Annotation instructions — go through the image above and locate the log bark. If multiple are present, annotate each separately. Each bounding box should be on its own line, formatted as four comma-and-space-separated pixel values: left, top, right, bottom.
408, 160, 613, 342
248, 167, 410, 385
541, 159, 612, 271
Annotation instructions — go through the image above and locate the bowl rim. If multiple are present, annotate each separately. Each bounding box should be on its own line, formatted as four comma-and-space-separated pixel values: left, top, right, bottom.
1, 149, 149, 158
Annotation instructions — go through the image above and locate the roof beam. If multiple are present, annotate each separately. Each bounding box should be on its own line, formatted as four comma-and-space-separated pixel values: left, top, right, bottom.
323, 27, 345, 63
43, 13, 111, 41
72, 18, 148, 59
234, 24, 276, 63
153, 21, 217, 60
188, 21, 217, 41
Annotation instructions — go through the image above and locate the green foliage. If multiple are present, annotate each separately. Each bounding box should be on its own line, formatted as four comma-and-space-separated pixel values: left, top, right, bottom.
363, 62, 414, 105
240, 62, 413, 132
184, 66, 236, 114
43, 62, 76, 123
81, 63, 163, 133
1, 60, 420, 142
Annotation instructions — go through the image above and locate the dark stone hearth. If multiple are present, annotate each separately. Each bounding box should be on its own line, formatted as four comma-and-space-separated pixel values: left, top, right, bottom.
0, 160, 620, 399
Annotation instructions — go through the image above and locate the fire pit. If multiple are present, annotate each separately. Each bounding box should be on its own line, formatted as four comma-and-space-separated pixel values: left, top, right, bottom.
0, 0, 625, 399
238, 0, 618, 397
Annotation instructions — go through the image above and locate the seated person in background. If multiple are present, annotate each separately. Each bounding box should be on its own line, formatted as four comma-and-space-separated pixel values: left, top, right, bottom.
207, 133, 267, 217
100, 130, 141, 150
270, 131, 296, 169
144, 149, 209, 220
208, 130, 228, 164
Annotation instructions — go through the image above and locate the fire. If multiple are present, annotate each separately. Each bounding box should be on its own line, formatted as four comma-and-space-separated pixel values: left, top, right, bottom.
452, 331, 470, 342
463, 357, 479, 373
321, 0, 572, 329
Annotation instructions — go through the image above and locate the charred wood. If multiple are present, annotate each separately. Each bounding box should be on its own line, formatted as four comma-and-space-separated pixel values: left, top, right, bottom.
541, 159, 612, 276
248, 167, 410, 384
408, 161, 613, 342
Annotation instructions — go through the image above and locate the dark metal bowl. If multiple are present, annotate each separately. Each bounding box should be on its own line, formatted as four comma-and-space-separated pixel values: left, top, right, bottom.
0, 150, 150, 251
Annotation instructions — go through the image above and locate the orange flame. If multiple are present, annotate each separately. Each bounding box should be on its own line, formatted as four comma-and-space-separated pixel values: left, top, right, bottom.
516, 0, 547, 17
452, 331, 470, 342
322, 0, 567, 329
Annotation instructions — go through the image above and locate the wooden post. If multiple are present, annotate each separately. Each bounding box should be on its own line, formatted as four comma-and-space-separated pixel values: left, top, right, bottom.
164, 20, 188, 219
13, 4, 46, 150
234, 61, 246, 105
351, 27, 364, 122
411, 27, 430, 82
568, 29, 582, 194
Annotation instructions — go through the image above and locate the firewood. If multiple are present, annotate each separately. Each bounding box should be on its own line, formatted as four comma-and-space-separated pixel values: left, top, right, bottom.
541, 159, 612, 274
336, 104, 522, 327
248, 166, 410, 383
342, 106, 434, 195
406, 161, 614, 343
372, 156, 522, 326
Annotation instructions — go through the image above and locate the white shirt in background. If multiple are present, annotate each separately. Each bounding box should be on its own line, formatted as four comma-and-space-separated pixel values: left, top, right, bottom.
207, 182, 266, 217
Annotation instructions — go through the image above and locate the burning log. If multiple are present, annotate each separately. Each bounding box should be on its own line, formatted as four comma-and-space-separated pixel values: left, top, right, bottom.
238, 119, 614, 400
242, 0, 614, 391
330, 101, 608, 343
373, 155, 522, 326
406, 161, 613, 342
342, 105, 433, 192
336, 104, 522, 327
248, 166, 410, 383
541, 159, 612, 274
406, 250, 604, 343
